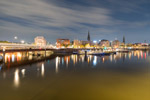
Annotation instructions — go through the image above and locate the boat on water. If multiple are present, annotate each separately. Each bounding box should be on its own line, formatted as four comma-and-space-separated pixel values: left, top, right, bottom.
117, 50, 130, 53
116, 48, 130, 53
73, 50, 116, 56
90, 51, 116, 56
73, 50, 86, 55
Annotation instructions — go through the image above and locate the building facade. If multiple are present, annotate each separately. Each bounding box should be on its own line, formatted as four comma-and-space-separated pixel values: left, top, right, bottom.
112, 40, 120, 48
56, 39, 70, 48
73, 40, 81, 48
99, 39, 110, 47
34, 36, 47, 46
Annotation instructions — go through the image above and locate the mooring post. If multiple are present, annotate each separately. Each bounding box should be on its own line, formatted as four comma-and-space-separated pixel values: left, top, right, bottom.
84, 50, 88, 62
85, 50, 87, 56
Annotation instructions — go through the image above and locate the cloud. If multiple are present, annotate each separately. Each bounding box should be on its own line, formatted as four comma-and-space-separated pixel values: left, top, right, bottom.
0, 0, 117, 42
0, 0, 150, 43
0, 0, 113, 27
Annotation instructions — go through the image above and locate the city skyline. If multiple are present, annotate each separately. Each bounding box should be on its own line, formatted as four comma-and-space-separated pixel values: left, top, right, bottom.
0, 0, 150, 43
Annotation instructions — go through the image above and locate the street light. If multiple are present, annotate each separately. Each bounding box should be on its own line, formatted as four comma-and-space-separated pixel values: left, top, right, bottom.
14, 36, 18, 40
21, 40, 25, 44
93, 40, 97, 43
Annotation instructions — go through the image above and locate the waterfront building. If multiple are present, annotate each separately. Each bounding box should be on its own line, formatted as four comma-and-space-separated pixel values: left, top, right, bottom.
99, 39, 110, 47
112, 40, 120, 48
81, 41, 91, 45
34, 36, 47, 46
56, 39, 70, 48
73, 40, 95, 48
126, 43, 133, 47
73, 40, 82, 48
134, 43, 142, 47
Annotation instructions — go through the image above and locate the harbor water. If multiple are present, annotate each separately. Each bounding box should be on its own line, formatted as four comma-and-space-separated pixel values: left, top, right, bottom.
0, 50, 150, 100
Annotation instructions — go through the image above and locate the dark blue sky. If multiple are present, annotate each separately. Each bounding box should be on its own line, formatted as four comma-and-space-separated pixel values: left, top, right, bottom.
0, 0, 150, 43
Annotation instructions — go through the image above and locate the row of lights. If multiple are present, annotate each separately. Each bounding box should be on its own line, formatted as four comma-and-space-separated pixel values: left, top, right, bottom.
14, 36, 25, 44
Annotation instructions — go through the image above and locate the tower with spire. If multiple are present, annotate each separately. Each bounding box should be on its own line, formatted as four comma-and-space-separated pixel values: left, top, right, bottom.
123, 35, 125, 44
87, 30, 90, 41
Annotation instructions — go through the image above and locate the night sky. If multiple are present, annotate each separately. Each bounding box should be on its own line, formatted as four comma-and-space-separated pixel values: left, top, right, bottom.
0, 0, 150, 44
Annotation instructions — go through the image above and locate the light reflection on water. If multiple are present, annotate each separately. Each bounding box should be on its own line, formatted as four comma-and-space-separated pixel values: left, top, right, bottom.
0, 50, 150, 100
21, 69, 26, 78
0, 50, 150, 78
14, 69, 20, 87
41, 63, 44, 77
55, 57, 59, 74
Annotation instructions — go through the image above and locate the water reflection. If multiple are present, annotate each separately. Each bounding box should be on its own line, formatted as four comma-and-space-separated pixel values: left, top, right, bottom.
64, 56, 70, 67
110, 55, 113, 62
102, 57, 105, 63
14, 69, 20, 87
144, 52, 146, 59
0, 50, 150, 100
55, 57, 59, 73
0, 50, 149, 80
21, 69, 26, 78
93, 56, 97, 66
41, 64, 44, 77
3, 72, 6, 79
52, 50, 150, 68
12, 54, 15, 62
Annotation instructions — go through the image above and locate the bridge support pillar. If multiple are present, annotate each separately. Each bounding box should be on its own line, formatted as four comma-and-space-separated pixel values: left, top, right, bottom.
85, 51, 87, 56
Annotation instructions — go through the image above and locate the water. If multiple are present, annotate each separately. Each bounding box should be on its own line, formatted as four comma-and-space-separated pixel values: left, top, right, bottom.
0, 50, 150, 100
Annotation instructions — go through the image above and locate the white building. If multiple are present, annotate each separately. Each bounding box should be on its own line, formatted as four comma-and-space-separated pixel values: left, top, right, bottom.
34, 36, 47, 46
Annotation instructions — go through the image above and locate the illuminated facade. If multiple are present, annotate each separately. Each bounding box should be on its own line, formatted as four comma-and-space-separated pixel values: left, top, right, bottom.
99, 39, 110, 47
56, 39, 70, 48
73, 40, 81, 48
34, 36, 47, 46
81, 41, 91, 45
112, 40, 120, 48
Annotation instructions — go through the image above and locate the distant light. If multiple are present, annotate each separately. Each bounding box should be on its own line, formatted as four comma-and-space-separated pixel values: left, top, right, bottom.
93, 40, 97, 43
104, 47, 107, 50
21, 40, 25, 44
14, 36, 18, 39
3, 47, 5, 52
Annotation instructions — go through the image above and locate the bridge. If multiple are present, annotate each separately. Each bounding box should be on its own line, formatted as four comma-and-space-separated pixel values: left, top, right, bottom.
0, 43, 53, 49
0, 43, 103, 65
0, 43, 103, 53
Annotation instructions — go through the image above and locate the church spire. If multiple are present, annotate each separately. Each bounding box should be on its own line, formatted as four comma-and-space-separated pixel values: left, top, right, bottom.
123, 35, 125, 44
87, 30, 90, 41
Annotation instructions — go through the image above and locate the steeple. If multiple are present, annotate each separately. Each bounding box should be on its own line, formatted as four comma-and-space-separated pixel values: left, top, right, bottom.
87, 30, 90, 41
123, 35, 125, 44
